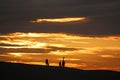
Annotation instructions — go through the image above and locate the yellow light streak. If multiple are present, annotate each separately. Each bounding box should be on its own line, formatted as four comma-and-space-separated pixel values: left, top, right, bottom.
31, 17, 86, 23
8, 53, 24, 57
100, 55, 116, 58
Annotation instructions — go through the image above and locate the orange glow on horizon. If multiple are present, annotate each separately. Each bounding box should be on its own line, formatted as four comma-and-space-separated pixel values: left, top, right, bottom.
0, 32, 120, 71
31, 17, 86, 23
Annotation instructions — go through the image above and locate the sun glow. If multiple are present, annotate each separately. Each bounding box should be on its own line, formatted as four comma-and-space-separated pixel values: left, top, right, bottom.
8, 53, 24, 57
31, 17, 86, 23
28, 42, 47, 48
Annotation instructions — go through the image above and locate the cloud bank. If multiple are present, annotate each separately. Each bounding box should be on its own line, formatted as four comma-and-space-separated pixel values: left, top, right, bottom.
0, 0, 119, 35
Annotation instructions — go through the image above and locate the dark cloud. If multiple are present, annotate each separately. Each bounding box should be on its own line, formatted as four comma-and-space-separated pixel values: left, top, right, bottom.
47, 46, 80, 51
0, 48, 49, 53
0, 43, 26, 47
0, 0, 120, 35
0, 46, 78, 53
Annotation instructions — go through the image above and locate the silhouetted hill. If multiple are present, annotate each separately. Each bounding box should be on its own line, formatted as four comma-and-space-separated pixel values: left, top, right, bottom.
0, 61, 120, 80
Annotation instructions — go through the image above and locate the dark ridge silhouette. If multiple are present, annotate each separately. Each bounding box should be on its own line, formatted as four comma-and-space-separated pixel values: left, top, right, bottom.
0, 61, 120, 80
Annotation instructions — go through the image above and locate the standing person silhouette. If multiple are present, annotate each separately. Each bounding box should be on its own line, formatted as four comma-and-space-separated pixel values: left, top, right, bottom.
59, 61, 61, 67
61, 57, 65, 67
45, 59, 49, 66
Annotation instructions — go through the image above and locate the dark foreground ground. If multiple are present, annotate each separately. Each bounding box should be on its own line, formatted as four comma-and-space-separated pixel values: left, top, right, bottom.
0, 61, 120, 80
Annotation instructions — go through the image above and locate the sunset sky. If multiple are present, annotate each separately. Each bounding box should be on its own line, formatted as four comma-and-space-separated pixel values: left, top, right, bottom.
0, 0, 120, 71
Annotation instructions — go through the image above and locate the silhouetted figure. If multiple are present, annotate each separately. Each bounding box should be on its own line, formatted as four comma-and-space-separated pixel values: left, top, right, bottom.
45, 59, 49, 66
61, 57, 65, 67
59, 61, 61, 67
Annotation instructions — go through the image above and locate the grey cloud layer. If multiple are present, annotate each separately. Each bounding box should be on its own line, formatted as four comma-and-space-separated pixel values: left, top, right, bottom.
0, 0, 120, 35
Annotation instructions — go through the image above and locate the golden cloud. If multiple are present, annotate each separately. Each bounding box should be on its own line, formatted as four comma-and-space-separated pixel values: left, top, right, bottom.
100, 55, 116, 58
31, 17, 86, 23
